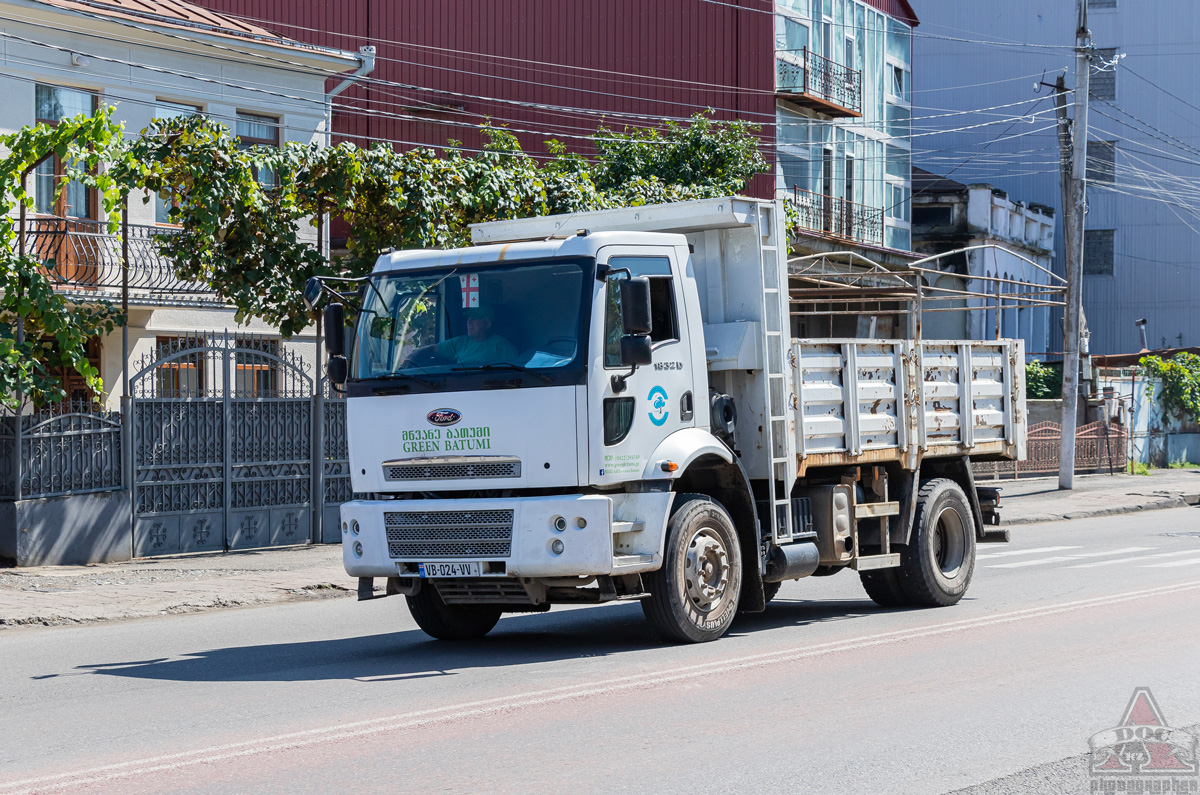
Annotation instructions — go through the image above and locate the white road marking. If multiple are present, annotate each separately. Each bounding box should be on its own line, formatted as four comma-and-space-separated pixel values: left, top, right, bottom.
1069, 550, 1200, 569
1143, 555, 1200, 568
975, 545, 1081, 560
987, 547, 1154, 569
4, 579, 1200, 795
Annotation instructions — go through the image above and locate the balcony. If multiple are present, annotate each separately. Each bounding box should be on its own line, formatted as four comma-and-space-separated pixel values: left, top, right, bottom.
22, 218, 216, 303
776, 48, 863, 118
790, 187, 884, 248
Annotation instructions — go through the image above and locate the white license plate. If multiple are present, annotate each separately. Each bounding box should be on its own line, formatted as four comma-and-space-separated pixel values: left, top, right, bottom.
417, 562, 481, 578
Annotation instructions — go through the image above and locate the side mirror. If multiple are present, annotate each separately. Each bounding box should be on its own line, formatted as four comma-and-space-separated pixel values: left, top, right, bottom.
619, 335, 652, 367
327, 355, 348, 387
322, 303, 345, 357
619, 277, 652, 336
303, 277, 323, 313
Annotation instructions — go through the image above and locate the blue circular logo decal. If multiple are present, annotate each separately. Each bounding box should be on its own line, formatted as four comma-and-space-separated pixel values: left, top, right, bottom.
647, 386, 669, 427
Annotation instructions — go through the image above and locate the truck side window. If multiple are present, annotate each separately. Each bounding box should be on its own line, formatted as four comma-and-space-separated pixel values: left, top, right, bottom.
603, 256, 678, 368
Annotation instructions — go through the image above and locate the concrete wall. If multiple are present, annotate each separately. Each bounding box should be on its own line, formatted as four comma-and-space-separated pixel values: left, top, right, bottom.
0, 490, 131, 566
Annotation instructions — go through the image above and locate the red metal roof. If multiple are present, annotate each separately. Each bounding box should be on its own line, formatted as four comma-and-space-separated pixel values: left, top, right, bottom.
31, 0, 353, 57
864, 0, 918, 26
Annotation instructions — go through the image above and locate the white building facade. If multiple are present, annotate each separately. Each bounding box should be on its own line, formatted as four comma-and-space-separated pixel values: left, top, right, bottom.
0, 0, 363, 408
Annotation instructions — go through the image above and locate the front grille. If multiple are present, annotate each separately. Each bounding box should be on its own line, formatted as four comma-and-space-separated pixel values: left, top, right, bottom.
434, 578, 533, 605
383, 457, 520, 481
385, 509, 514, 558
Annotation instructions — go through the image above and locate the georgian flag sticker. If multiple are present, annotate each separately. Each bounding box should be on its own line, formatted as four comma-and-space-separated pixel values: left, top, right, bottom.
460, 274, 480, 308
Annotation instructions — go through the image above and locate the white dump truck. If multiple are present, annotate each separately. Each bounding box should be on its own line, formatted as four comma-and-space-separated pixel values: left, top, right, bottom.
308, 196, 1023, 643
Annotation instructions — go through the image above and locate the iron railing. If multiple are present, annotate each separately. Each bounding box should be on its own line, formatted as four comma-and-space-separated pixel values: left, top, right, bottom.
790, 187, 885, 247
0, 403, 123, 500
23, 217, 215, 299
972, 421, 1129, 480
776, 48, 862, 116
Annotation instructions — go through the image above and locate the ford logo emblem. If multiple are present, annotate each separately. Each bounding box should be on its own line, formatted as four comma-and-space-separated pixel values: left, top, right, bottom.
427, 408, 462, 427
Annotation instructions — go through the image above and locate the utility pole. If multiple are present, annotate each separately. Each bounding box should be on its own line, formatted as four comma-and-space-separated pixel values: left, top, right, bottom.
1058, 0, 1091, 490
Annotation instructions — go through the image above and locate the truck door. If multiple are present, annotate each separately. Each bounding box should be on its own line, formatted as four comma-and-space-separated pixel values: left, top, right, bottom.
590, 248, 695, 485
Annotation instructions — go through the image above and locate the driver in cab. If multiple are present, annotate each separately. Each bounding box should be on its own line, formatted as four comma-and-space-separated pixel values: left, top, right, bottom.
434, 305, 518, 366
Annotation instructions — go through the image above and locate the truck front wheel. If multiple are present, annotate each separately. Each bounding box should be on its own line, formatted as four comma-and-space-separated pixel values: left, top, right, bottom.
897, 478, 976, 607
405, 585, 502, 640
642, 495, 743, 643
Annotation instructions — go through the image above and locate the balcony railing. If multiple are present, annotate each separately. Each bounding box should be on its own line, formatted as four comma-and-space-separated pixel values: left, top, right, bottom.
22, 217, 215, 300
776, 48, 862, 117
790, 187, 884, 247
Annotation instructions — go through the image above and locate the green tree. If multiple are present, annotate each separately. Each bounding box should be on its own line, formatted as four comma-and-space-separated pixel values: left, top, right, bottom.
1140, 353, 1200, 422
0, 109, 126, 409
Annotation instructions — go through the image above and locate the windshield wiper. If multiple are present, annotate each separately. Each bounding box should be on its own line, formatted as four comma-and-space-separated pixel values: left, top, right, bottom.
451, 362, 554, 384
360, 370, 440, 388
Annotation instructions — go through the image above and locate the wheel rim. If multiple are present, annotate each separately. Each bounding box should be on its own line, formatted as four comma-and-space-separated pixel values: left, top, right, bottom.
683, 527, 731, 613
931, 504, 967, 578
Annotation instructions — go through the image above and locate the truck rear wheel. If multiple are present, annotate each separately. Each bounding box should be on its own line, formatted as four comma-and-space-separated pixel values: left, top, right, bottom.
405, 584, 502, 640
642, 494, 743, 643
897, 478, 976, 607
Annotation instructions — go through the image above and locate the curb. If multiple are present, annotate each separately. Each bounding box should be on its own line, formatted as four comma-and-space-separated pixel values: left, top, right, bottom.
1002, 495, 1195, 526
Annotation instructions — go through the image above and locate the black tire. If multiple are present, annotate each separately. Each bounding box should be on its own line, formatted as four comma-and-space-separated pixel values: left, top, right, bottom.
405, 584, 502, 640
897, 478, 976, 607
642, 494, 743, 643
859, 567, 909, 607
762, 580, 782, 604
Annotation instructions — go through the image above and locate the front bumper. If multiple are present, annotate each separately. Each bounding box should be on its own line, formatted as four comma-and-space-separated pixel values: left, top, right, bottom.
341, 494, 616, 579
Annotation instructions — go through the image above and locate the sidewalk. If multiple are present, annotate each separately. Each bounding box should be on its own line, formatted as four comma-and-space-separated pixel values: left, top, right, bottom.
3, 469, 1199, 629
0, 544, 351, 628
990, 468, 1200, 525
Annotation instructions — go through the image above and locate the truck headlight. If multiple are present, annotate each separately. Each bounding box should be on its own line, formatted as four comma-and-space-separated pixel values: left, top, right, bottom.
353, 541, 364, 557
351, 520, 360, 536
550, 539, 565, 555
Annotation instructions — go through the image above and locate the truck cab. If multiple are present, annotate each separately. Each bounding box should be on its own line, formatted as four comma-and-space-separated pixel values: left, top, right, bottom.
325, 197, 1020, 643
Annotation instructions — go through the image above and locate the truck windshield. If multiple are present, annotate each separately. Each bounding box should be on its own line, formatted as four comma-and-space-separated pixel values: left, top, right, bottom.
352, 258, 590, 381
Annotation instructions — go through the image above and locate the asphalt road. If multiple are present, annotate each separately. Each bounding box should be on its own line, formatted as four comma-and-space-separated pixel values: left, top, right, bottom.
3, 508, 1200, 795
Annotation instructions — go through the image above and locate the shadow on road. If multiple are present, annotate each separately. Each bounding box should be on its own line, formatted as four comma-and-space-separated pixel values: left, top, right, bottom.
57, 596, 898, 685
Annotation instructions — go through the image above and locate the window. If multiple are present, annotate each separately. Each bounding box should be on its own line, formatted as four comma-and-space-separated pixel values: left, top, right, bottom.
776, 14, 809, 55
1087, 0, 1116, 8
886, 19, 911, 63
886, 103, 911, 139
1084, 229, 1115, 275
34, 85, 97, 218
886, 183, 910, 222
888, 66, 909, 102
234, 338, 280, 396
779, 152, 810, 193
155, 101, 202, 224
236, 112, 280, 187
913, 206, 953, 227
885, 145, 910, 181
1087, 140, 1117, 184
603, 256, 677, 368
154, 337, 205, 398
1090, 48, 1118, 102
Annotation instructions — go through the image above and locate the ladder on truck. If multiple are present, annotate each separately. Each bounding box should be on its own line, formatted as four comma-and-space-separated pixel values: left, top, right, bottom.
753, 202, 800, 546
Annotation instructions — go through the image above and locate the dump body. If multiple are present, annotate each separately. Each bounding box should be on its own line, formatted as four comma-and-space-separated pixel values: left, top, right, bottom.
794, 338, 1026, 472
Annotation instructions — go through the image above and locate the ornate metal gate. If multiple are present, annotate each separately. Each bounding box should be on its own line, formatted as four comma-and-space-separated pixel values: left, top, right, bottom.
130, 332, 336, 556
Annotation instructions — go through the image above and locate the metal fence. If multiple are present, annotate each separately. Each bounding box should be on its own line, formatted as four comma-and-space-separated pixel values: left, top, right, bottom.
2, 336, 353, 557
0, 403, 123, 500
973, 421, 1129, 480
